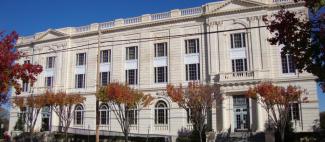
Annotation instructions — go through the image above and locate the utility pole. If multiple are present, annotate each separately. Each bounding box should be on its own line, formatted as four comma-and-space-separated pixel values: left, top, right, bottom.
95, 25, 101, 142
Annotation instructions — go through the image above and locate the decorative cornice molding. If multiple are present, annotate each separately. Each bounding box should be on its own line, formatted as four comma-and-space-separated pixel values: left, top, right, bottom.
16, 1, 305, 48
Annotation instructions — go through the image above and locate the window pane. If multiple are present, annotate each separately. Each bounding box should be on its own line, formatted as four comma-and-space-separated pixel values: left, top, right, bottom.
185, 39, 199, 54
126, 69, 137, 85
100, 72, 109, 86
288, 56, 295, 73
77, 53, 86, 66
155, 66, 167, 83
292, 103, 300, 120
234, 33, 242, 48
281, 54, 295, 73
187, 64, 199, 80
127, 46, 137, 60
231, 33, 245, 48
155, 43, 167, 57
76, 74, 85, 88
281, 54, 288, 73
100, 50, 110, 63
232, 59, 248, 72
46, 57, 55, 68
22, 81, 29, 92
45, 77, 53, 87
24, 60, 30, 64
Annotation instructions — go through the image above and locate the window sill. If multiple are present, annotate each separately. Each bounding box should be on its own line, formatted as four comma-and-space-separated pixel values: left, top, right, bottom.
185, 53, 199, 56
125, 59, 138, 62
154, 82, 167, 84
74, 124, 84, 127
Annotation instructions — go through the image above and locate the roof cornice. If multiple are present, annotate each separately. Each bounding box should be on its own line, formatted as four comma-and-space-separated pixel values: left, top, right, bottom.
16, 1, 305, 48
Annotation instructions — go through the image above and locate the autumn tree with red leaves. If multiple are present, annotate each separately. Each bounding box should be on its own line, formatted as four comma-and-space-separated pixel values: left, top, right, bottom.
166, 82, 221, 142
97, 82, 153, 142
263, 0, 325, 91
12, 95, 48, 140
246, 82, 305, 142
46, 91, 85, 141
0, 31, 42, 104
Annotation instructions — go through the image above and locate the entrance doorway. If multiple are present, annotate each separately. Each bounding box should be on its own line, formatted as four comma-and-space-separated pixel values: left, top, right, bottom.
233, 95, 249, 131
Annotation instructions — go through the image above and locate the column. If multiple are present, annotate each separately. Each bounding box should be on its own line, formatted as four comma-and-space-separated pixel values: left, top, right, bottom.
256, 97, 264, 131
221, 93, 227, 131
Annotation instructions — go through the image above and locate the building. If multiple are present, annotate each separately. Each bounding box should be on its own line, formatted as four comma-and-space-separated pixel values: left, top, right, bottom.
9, 0, 319, 141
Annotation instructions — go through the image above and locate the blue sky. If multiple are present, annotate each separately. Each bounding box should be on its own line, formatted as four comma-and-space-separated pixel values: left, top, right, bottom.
0, 0, 324, 112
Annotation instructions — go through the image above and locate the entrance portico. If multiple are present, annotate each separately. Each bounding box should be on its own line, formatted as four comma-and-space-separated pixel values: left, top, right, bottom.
216, 91, 265, 133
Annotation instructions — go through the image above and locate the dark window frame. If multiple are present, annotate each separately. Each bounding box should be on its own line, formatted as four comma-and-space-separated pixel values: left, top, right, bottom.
185, 63, 200, 81
125, 69, 138, 85
185, 39, 200, 54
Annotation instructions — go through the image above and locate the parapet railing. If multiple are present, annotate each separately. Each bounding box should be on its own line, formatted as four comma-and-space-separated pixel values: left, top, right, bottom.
181, 7, 203, 16
19, 7, 204, 43
151, 12, 171, 21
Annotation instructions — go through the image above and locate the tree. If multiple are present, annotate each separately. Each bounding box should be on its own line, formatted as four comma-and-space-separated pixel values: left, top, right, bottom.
263, 0, 325, 91
320, 111, 325, 129
97, 82, 153, 142
12, 95, 48, 141
166, 82, 221, 142
45, 91, 86, 141
246, 82, 305, 142
0, 31, 42, 104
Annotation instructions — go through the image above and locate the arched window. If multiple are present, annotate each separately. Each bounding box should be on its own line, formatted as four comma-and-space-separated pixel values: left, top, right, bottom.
99, 104, 109, 125
74, 104, 84, 125
127, 108, 138, 125
155, 101, 168, 125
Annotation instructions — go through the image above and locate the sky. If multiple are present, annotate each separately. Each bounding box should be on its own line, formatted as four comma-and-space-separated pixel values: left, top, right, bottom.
0, 0, 324, 112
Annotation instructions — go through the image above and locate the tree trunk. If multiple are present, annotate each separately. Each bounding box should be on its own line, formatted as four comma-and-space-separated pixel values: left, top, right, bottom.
124, 132, 129, 142
96, 100, 100, 142
65, 132, 68, 142
96, 125, 99, 142
64, 126, 69, 142
199, 129, 203, 142
29, 127, 33, 142
59, 119, 62, 132
280, 128, 285, 142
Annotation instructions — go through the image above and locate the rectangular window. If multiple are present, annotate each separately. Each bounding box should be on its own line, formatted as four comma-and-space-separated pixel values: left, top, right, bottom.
75, 74, 85, 88
125, 69, 138, 85
185, 39, 199, 54
24, 60, 30, 64
288, 103, 300, 121
46, 56, 55, 69
100, 50, 111, 63
154, 66, 168, 83
22, 81, 29, 92
45, 76, 54, 88
154, 42, 167, 57
185, 63, 200, 81
126, 46, 138, 60
232, 59, 248, 72
187, 108, 192, 124
230, 33, 246, 48
100, 72, 110, 86
281, 54, 296, 73
76, 53, 86, 66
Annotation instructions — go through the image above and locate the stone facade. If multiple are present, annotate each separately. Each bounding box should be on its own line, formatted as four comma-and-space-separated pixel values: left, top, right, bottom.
9, 0, 319, 140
